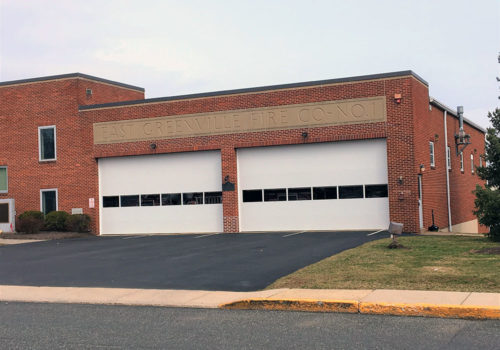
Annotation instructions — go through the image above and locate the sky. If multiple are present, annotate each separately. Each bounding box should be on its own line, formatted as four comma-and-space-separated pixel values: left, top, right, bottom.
0, 0, 498, 128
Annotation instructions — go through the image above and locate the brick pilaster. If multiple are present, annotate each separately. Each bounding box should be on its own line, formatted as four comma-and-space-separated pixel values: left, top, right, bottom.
221, 147, 239, 233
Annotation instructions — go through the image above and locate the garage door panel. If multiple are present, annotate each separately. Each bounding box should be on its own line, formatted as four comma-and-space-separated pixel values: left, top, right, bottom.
99, 150, 222, 234
238, 140, 387, 189
100, 152, 222, 195
240, 199, 389, 231
101, 206, 222, 235
238, 139, 389, 231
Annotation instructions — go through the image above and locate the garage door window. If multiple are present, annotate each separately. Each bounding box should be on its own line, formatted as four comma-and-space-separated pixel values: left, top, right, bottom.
264, 188, 286, 202
243, 190, 263, 202
205, 192, 222, 204
103, 196, 119, 208
121, 195, 140, 207
313, 186, 337, 200
162, 193, 181, 206
339, 185, 363, 199
183, 192, 203, 205
365, 184, 388, 198
141, 194, 161, 206
288, 187, 311, 201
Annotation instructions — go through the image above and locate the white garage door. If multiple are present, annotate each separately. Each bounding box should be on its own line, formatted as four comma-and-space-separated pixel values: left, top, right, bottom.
238, 139, 389, 231
99, 151, 223, 234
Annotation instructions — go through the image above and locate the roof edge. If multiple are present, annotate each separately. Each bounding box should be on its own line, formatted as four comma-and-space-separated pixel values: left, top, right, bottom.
0, 73, 145, 92
430, 97, 486, 133
79, 70, 427, 111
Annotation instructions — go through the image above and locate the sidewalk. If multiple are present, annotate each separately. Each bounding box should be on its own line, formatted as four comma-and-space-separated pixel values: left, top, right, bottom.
0, 285, 498, 320
0, 238, 45, 245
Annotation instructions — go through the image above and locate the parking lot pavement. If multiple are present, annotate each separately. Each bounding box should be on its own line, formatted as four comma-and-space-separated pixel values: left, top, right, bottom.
0, 231, 388, 291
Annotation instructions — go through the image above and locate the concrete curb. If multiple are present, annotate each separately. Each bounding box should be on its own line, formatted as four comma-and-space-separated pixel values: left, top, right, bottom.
222, 298, 359, 313
359, 301, 500, 319
1, 285, 498, 320
221, 299, 500, 320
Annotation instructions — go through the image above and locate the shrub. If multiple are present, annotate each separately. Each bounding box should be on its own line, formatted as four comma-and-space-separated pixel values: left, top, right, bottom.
44, 211, 70, 231
16, 211, 44, 234
65, 214, 91, 233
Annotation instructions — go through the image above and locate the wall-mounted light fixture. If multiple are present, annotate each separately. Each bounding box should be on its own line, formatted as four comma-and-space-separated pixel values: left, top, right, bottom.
398, 176, 404, 185
150, 143, 157, 150
455, 106, 471, 155
394, 93, 402, 104
301, 132, 308, 139
419, 164, 425, 173
434, 134, 439, 142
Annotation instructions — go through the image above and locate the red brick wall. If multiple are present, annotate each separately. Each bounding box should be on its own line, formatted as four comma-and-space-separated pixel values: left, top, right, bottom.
82, 76, 422, 233
413, 81, 449, 231
411, 79, 486, 233
76, 79, 144, 106
3, 73, 481, 235
0, 77, 144, 232
385, 78, 419, 232
446, 112, 487, 233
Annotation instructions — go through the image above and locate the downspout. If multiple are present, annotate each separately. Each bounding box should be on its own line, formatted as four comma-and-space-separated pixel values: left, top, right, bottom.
443, 110, 452, 231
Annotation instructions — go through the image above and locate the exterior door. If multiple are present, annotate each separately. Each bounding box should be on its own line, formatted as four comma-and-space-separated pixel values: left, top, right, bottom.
0, 199, 15, 232
418, 175, 423, 229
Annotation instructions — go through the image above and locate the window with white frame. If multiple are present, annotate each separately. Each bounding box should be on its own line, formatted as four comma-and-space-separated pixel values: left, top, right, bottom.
479, 156, 483, 168
460, 152, 464, 172
40, 189, 58, 215
471, 154, 474, 174
447, 146, 451, 170
38, 126, 56, 161
429, 141, 435, 167
0, 166, 7, 193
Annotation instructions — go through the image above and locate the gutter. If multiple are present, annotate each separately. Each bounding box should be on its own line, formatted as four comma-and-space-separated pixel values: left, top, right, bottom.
430, 97, 486, 133
443, 110, 452, 231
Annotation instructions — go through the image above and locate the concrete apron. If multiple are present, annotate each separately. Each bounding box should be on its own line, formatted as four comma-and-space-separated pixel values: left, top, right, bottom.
0, 285, 498, 320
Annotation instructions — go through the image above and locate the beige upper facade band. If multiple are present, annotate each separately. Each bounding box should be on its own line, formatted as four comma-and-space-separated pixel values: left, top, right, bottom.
93, 96, 387, 144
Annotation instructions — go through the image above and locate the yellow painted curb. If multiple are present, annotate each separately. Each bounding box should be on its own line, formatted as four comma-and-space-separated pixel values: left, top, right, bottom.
221, 298, 359, 313
221, 299, 500, 320
359, 302, 500, 320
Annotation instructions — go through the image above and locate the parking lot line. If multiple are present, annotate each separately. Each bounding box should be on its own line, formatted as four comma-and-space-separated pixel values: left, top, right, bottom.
193, 233, 221, 239
282, 231, 306, 238
122, 235, 148, 240
367, 229, 384, 236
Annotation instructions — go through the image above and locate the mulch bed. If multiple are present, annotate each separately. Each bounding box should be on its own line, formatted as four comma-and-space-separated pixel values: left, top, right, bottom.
470, 247, 500, 255
0, 232, 95, 240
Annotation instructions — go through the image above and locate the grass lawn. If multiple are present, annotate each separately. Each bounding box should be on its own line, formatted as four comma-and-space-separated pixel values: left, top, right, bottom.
267, 236, 500, 293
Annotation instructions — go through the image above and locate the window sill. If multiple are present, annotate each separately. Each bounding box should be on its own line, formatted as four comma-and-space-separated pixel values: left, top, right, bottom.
39, 159, 57, 164
430, 166, 436, 170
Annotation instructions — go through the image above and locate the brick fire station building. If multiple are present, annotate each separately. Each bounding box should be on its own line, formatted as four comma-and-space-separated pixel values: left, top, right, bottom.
0, 71, 486, 234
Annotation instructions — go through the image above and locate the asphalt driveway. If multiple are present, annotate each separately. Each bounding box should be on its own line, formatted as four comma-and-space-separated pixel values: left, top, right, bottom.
0, 231, 388, 291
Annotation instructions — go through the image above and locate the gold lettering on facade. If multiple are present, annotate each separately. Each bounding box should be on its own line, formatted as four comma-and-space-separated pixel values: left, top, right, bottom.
93, 96, 386, 144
